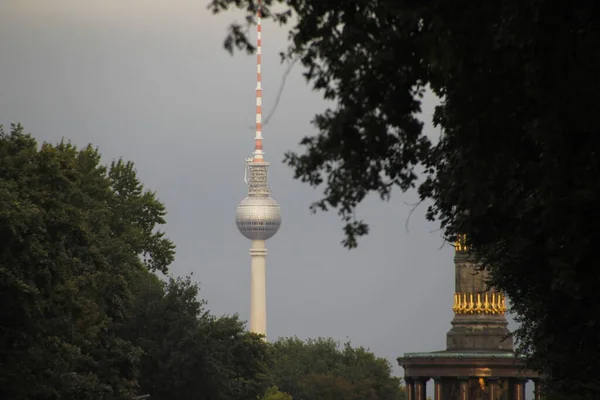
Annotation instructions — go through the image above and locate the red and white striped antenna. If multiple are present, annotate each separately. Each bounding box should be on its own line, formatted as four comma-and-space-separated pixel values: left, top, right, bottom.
253, 0, 264, 162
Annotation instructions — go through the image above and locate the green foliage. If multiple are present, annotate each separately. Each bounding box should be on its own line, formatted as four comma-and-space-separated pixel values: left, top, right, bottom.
267, 337, 405, 400
209, 1, 600, 398
0, 124, 154, 399
261, 386, 293, 400
120, 272, 271, 400
108, 159, 174, 274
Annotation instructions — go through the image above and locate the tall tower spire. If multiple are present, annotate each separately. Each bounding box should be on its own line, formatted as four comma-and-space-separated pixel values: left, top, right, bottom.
235, 0, 282, 340
254, 4, 264, 162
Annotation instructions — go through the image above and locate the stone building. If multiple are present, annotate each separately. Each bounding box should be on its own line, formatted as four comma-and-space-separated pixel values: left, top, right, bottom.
398, 238, 543, 400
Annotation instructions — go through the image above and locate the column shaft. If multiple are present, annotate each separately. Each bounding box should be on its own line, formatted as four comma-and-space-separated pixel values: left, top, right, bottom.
488, 379, 497, 400
459, 379, 469, 400
512, 379, 526, 400
433, 379, 442, 400
405, 378, 415, 400
414, 378, 428, 400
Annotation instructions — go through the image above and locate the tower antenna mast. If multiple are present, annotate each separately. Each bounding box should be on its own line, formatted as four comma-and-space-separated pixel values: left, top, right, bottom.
254, 0, 264, 162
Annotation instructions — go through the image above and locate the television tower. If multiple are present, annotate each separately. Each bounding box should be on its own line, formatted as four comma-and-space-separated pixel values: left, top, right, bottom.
235, 0, 282, 340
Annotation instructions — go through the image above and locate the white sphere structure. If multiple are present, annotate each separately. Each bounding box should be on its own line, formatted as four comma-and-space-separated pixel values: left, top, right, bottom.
235, 196, 282, 240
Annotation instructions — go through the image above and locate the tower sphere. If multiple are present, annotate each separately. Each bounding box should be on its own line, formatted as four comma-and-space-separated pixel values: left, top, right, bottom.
236, 196, 282, 240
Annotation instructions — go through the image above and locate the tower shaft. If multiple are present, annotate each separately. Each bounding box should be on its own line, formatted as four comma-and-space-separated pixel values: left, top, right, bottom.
249, 240, 267, 337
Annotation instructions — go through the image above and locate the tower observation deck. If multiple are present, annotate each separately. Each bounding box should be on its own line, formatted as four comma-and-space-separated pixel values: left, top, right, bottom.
236, 160, 281, 241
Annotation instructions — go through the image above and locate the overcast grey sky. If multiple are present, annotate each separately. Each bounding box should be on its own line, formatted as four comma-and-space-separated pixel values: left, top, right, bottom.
0, 0, 517, 379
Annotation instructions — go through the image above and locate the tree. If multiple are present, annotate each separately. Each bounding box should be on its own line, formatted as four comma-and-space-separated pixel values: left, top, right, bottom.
209, 1, 600, 398
0, 124, 174, 399
120, 271, 271, 400
267, 337, 405, 400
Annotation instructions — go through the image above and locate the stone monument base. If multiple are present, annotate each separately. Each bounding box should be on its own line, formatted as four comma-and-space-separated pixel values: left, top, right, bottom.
399, 351, 541, 400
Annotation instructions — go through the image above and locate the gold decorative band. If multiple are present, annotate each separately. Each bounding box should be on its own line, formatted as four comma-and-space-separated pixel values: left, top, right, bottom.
452, 292, 507, 315
454, 234, 469, 252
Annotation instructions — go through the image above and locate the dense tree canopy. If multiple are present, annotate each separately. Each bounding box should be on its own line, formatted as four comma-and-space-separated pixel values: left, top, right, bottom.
268, 337, 405, 400
119, 272, 271, 400
0, 124, 164, 399
209, 1, 600, 398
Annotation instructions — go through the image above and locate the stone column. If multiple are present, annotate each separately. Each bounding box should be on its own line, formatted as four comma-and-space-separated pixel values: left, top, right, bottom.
533, 379, 544, 400
459, 378, 469, 400
433, 378, 443, 400
405, 377, 415, 400
487, 378, 498, 399
512, 379, 526, 400
414, 378, 428, 400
